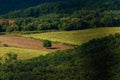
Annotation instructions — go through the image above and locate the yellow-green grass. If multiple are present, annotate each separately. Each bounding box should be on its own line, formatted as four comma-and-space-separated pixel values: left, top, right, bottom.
23, 27, 120, 45
0, 47, 48, 60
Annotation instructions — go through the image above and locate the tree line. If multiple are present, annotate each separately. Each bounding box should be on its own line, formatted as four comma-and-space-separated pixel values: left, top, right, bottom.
1, 0, 120, 32
1, 10, 120, 32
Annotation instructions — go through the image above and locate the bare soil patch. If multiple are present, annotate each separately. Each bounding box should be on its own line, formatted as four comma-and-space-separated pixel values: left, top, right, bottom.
0, 35, 73, 52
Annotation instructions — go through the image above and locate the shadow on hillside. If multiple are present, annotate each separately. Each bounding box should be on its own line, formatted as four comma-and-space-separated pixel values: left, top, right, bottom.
80, 36, 119, 80
50, 47, 60, 49
47, 47, 60, 49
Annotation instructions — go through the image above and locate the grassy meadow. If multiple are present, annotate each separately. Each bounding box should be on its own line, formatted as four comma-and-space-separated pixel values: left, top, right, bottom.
23, 27, 120, 45
0, 47, 48, 60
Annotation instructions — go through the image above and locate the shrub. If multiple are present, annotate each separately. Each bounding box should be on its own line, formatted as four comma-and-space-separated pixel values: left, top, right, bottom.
43, 40, 52, 48
6, 27, 14, 32
2, 44, 9, 47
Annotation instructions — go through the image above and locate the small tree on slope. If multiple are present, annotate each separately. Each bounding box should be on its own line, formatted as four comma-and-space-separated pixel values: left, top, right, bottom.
43, 40, 52, 49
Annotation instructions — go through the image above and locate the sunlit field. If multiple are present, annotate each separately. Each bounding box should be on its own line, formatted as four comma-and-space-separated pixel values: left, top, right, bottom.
23, 27, 120, 45
0, 47, 48, 60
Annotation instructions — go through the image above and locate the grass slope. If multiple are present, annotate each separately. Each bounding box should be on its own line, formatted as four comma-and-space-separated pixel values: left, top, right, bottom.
1, 34, 120, 80
23, 27, 120, 45
0, 47, 48, 60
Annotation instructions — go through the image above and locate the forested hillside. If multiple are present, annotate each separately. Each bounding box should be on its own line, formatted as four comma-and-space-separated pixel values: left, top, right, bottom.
0, 0, 81, 18
2, 0, 120, 18
0, 34, 119, 80
0, 0, 69, 14
1, 0, 120, 16
0, 0, 120, 32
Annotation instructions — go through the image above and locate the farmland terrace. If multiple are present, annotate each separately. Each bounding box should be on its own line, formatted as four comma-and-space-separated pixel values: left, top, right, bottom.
0, 35, 73, 52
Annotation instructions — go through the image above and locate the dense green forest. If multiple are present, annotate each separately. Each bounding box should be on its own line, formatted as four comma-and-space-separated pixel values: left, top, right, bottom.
1, 0, 120, 15
0, 0, 70, 14
0, 34, 119, 80
1, 10, 120, 32
0, 0, 120, 32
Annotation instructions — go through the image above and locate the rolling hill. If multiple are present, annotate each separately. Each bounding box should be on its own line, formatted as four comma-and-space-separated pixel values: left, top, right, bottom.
0, 0, 81, 18
1, 0, 120, 17
0, 0, 120, 80
0, 34, 119, 80
23, 27, 120, 45
0, 0, 69, 14
0, 47, 47, 60
0, 0, 120, 13
1, 0, 120, 31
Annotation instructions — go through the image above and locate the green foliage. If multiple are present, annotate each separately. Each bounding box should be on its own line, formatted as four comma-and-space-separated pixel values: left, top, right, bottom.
0, 0, 68, 14
6, 27, 14, 32
2, 10, 120, 32
0, 0, 80, 18
22, 25, 35, 31
43, 40, 52, 48
1, 0, 120, 32
2, 44, 9, 47
80, 34, 120, 80
0, 34, 119, 80
0, 25, 3, 32
0, 47, 48, 60
2, 0, 120, 15
4, 52, 18, 63
0, 52, 18, 64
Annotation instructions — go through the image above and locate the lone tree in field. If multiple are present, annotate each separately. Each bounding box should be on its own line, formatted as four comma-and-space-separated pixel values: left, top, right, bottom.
43, 40, 52, 48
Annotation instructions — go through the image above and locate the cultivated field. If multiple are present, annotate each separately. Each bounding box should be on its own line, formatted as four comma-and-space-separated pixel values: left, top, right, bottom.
0, 47, 48, 60
23, 27, 120, 45
0, 35, 73, 52
0, 27, 120, 60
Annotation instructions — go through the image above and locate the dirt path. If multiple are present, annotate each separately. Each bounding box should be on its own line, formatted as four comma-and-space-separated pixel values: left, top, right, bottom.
0, 35, 73, 52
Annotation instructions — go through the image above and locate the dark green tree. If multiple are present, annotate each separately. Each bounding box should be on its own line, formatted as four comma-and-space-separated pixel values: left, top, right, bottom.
43, 40, 52, 48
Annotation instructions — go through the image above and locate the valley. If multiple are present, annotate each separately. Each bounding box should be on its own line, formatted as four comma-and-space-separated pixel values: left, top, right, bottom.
0, 0, 120, 80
